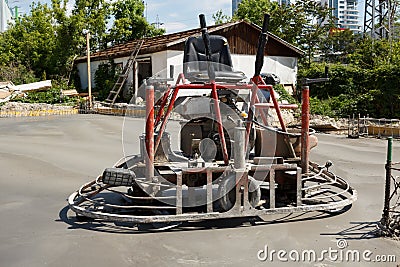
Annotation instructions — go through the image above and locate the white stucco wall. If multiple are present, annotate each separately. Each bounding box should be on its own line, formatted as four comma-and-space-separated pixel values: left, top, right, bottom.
151, 51, 167, 78
77, 54, 149, 89
77, 50, 298, 90
166, 50, 184, 82
231, 54, 297, 85
76, 60, 105, 90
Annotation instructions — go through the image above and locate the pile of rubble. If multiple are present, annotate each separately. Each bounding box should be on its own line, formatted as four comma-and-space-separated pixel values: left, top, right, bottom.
309, 115, 348, 130
378, 215, 400, 238
0, 80, 52, 103
285, 114, 348, 133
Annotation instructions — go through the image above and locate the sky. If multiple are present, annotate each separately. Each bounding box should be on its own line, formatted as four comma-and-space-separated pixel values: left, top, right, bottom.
13, 0, 366, 33
13, 0, 233, 33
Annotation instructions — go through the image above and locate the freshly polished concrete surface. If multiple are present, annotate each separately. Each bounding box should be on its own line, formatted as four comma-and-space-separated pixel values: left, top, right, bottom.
0, 115, 399, 266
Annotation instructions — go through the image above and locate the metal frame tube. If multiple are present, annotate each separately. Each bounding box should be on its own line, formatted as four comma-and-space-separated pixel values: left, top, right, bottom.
154, 88, 180, 152
145, 85, 155, 181
234, 127, 246, 169
301, 86, 310, 174
383, 137, 392, 224
270, 86, 287, 132
211, 82, 229, 165
154, 87, 171, 127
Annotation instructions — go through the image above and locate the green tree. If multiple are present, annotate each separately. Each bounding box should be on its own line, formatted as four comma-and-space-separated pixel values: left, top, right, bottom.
109, 0, 164, 44
212, 10, 231, 25
51, 0, 81, 80
234, 0, 335, 64
71, 0, 110, 50
320, 29, 360, 63
0, 3, 57, 78
0, 63, 37, 85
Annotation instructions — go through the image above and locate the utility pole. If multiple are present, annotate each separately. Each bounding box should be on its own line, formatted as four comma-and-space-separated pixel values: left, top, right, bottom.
83, 29, 92, 109
152, 15, 164, 29
364, 0, 397, 39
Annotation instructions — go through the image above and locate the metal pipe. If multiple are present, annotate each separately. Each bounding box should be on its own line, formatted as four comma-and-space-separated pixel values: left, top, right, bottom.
145, 85, 155, 181
270, 86, 287, 132
234, 127, 246, 169
154, 88, 180, 152
383, 137, 392, 224
301, 86, 310, 174
211, 82, 229, 165
245, 82, 260, 150
86, 31, 92, 109
154, 87, 171, 126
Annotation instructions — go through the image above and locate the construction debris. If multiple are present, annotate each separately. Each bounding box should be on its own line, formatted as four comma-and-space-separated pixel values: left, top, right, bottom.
0, 80, 52, 103
288, 114, 348, 133
61, 89, 79, 97
0, 81, 15, 103
13, 80, 52, 92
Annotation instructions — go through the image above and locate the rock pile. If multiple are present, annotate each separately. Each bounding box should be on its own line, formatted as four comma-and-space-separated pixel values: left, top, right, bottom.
378, 215, 400, 238
0, 102, 77, 117
1, 102, 74, 112
309, 114, 348, 129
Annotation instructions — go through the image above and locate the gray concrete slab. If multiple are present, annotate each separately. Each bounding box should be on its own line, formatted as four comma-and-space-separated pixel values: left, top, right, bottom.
0, 115, 399, 266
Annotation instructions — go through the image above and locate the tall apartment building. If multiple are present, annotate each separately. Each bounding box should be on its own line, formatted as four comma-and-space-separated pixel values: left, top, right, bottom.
0, 0, 13, 32
232, 0, 242, 16
321, 0, 361, 33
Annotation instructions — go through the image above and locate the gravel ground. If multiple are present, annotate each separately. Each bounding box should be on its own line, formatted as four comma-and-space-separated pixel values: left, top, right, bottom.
0, 102, 75, 112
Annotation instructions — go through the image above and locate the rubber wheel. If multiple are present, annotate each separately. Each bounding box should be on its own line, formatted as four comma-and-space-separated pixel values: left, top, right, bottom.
217, 174, 261, 212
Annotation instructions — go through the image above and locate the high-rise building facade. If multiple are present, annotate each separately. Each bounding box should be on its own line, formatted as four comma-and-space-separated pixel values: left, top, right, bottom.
232, 0, 242, 16
0, 0, 13, 32
278, 0, 291, 5
322, 0, 361, 33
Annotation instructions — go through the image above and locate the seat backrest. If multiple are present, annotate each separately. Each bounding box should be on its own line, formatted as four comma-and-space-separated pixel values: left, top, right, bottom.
183, 35, 234, 76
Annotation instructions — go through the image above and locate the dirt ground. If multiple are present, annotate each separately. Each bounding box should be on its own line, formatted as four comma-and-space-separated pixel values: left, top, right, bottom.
0, 114, 399, 267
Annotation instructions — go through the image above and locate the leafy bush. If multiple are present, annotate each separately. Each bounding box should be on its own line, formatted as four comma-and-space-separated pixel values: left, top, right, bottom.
274, 84, 298, 104
93, 60, 119, 101
310, 95, 355, 117
299, 61, 400, 118
0, 63, 38, 85
309, 97, 334, 117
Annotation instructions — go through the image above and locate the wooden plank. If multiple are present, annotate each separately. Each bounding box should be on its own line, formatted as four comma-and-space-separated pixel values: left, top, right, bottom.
176, 172, 183, 215
206, 170, 213, 213
296, 167, 302, 206
269, 169, 275, 209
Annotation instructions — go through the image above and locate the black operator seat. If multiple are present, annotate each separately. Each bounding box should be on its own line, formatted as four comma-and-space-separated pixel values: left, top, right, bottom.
183, 35, 247, 83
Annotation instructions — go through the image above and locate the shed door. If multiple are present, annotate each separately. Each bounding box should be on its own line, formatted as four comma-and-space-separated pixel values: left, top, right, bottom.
133, 57, 152, 99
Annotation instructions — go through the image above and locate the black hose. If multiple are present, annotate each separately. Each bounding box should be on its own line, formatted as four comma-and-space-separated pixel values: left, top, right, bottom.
254, 14, 270, 77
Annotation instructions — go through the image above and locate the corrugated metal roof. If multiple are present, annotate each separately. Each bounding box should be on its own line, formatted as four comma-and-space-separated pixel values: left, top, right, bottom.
75, 20, 303, 63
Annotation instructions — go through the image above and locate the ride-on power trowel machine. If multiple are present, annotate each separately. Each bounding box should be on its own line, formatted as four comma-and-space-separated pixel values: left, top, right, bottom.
68, 14, 357, 230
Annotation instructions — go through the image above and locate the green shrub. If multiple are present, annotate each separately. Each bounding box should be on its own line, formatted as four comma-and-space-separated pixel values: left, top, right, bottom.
94, 59, 120, 101
0, 63, 38, 85
299, 62, 400, 118
273, 84, 298, 104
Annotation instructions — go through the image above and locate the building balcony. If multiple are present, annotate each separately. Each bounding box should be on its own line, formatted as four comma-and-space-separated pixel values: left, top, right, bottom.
344, 11, 359, 14
344, 17, 359, 21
